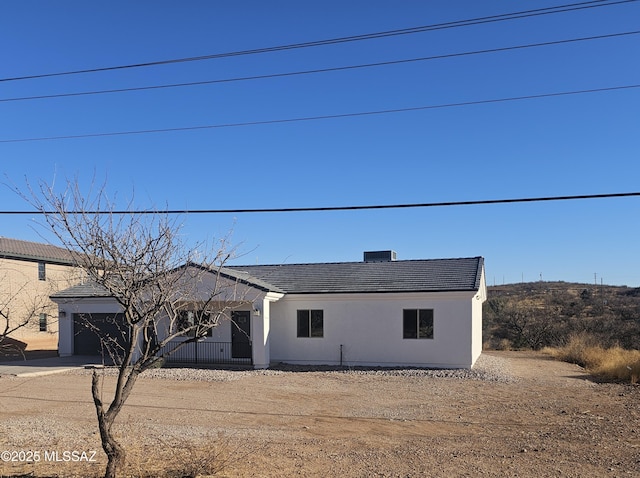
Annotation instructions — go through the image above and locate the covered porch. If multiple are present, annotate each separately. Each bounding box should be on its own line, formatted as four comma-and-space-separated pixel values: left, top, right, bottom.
54, 291, 283, 370
159, 340, 252, 366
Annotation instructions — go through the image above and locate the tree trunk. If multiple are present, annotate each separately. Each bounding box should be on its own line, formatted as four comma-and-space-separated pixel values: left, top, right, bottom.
92, 371, 126, 478
102, 435, 125, 478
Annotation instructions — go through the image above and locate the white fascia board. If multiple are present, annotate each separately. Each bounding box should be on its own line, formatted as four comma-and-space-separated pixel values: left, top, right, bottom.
50, 296, 121, 307
281, 291, 477, 302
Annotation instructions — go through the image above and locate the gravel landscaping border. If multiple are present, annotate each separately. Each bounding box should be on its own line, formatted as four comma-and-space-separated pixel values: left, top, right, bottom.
66, 352, 517, 383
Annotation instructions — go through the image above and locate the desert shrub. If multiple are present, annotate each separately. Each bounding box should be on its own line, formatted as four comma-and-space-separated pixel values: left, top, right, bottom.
588, 346, 640, 383
485, 283, 640, 352
545, 333, 640, 383
482, 337, 514, 351
495, 338, 513, 351
120, 434, 244, 477
546, 332, 599, 366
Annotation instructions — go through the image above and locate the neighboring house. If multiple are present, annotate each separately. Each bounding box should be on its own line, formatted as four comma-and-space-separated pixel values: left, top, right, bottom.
53, 251, 486, 369
0, 237, 82, 351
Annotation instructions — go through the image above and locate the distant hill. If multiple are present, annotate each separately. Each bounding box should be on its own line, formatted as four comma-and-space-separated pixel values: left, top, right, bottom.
483, 281, 640, 350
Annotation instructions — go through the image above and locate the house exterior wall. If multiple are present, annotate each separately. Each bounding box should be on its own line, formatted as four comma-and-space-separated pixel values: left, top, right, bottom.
150, 272, 274, 367
156, 304, 275, 368
56, 296, 242, 359
51, 266, 486, 369
1, 257, 82, 350
268, 291, 480, 368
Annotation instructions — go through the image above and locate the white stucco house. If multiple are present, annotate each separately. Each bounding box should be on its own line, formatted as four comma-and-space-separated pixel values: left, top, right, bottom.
52, 251, 486, 369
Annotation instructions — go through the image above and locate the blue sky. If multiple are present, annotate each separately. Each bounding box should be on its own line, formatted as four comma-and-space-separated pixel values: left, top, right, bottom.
1, 1, 639, 286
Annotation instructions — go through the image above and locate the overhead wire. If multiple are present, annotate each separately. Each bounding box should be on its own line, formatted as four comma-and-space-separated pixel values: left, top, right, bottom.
1, 83, 638, 143
0, 0, 636, 83
1, 192, 639, 215
1, 30, 638, 104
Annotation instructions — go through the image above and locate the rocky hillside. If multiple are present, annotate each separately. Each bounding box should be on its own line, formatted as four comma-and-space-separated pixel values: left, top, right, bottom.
483, 281, 640, 350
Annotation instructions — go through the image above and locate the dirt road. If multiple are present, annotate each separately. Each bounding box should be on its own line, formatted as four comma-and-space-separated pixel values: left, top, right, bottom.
1, 351, 638, 477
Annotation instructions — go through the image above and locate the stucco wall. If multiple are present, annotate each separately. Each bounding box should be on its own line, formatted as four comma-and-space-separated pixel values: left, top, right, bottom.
268, 291, 479, 368
52, 279, 484, 369
1, 257, 82, 350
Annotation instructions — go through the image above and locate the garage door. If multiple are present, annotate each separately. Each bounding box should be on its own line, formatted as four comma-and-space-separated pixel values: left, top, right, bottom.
73, 313, 128, 356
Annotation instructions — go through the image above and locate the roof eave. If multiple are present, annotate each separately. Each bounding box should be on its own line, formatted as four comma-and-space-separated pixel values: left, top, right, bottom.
283, 288, 480, 295
0, 253, 76, 266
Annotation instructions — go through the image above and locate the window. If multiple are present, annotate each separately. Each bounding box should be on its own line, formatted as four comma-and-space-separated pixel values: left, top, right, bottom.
403, 309, 434, 339
297, 309, 323, 338
39, 313, 47, 332
38, 262, 46, 281
177, 310, 213, 338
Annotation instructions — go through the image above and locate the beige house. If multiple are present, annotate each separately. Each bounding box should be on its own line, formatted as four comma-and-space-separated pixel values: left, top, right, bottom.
0, 237, 82, 352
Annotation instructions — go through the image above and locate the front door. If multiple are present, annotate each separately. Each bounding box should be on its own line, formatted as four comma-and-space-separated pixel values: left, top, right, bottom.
231, 311, 251, 359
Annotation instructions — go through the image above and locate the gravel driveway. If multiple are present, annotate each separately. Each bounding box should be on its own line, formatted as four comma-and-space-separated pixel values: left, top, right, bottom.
1, 351, 638, 477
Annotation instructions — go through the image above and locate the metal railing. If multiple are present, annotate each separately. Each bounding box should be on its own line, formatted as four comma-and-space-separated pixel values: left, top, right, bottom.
159, 340, 252, 365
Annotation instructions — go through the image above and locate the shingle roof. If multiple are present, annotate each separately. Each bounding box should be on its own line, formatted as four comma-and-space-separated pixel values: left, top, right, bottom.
51, 257, 484, 299
51, 264, 287, 299
51, 282, 113, 299
218, 267, 286, 294
0, 237, 76, 265
228, 257, 484, 294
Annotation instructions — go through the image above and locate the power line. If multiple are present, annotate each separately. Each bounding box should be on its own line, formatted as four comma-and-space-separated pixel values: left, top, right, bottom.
2, 30, 637, 104
2, 83, 638, 143
1, 0, 636, 83
3, 192, 639, 215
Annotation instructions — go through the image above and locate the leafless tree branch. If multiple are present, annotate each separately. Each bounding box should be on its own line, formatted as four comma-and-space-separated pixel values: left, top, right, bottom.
19, 177, 244, 478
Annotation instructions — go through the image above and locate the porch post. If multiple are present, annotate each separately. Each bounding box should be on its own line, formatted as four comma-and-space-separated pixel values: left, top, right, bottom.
55, 302, 73, 357
250, 292, 283, 369
251, 298, 270, 369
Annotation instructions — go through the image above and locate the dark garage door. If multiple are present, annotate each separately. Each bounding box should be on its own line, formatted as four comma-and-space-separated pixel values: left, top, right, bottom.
73, 313, 128, 356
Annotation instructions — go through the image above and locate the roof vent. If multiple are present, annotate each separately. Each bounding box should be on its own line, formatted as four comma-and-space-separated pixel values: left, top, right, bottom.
364, 250, 397, 262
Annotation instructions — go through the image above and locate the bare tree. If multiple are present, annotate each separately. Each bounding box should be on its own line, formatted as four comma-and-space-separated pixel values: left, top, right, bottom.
22, 179, 246, 478
485, 297, 563, 350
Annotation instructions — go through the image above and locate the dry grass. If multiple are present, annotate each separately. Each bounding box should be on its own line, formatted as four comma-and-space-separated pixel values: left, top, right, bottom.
544, 333, 640, 384
124, 434, 245, 478
0, 435, 246, 478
